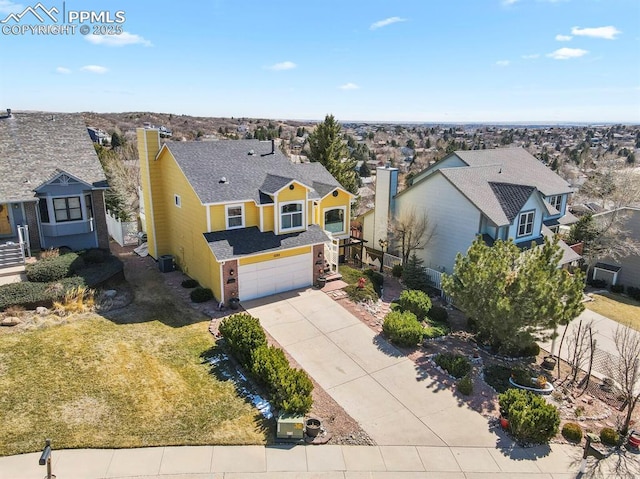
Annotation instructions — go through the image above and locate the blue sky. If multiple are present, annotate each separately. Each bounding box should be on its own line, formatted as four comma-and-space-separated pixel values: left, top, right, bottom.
1, 0, 639, 123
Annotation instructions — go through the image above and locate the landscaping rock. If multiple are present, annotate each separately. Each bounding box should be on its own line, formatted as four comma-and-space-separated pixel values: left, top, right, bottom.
1, 317, 21, 326
36, 306, 49, 316
103, 290, 118, 299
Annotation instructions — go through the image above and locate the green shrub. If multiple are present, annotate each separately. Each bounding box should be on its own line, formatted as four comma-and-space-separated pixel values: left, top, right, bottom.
502, 341, 540, 358
0, 277, 85, 311
610, 284, 624, 294
600, 427, 619, 446
391, 263, 403, 278
364, 269, 383, 295
81, 248, 108, 264
457, 374, 473, 395
401, 254, 429, 291
434, 353, 471, 378
344, 283, 378, 302
190, 287, 214, 303
272, 368, 314, 415
498, 389, 559, 444
382, 310, 425, 347
562, 422, 583, 442
181, 279, 199, 288
423, 321, 449, 339
428, 305, 449, 323
396, 290, 432, 321
588, 278, 607, 288
26, 253, 83, 282
484, 364, 512, 393
511, 367, 534, 388
251, 345, 289, 390
627, 286, 640, 301
219, 313, 267, 368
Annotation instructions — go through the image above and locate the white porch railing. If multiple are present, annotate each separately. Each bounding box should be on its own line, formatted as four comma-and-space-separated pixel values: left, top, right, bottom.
324, 237, 339, 273
383, 252, 402, 270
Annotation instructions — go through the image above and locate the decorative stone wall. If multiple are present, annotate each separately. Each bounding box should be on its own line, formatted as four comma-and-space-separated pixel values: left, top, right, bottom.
313, 244, 325, 285
222, 259, 239, 305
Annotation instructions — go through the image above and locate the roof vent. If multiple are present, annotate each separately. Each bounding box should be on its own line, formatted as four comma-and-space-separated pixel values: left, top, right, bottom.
219, 177, 228, 184
248, 149, 255, 156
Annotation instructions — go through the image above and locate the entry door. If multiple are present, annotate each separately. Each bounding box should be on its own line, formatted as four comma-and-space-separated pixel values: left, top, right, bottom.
0, 204, 11, 236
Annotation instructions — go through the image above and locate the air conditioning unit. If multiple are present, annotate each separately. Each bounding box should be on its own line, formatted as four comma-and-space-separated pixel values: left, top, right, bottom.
276, 413, 304, 440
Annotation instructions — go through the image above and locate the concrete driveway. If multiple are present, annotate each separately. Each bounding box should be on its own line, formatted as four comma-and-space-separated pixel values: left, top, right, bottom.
244, 288, 497, 447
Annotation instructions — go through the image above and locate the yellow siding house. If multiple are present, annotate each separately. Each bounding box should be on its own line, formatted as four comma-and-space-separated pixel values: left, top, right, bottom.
138, 129, 353, 303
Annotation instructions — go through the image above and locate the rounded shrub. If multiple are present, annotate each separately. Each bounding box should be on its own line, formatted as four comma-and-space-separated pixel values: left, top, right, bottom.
498, 389, 560, 444
424, 321, 449, 339
272, 367, 314, 415
562, 422, 583, 442
428, 305, 449, 323
26, 253, 83, 283
219, 313, 267, 368
610, 284, 624, 294
434, 353, 471, 379
600, 427, 619, 446
181, 278, 199, 288
190, 287, 213, 303
391, 263, 403, 278
251, 345, 289, 390
382, 310, 426, 347
396, 289, 432, 321
457, 374, 473, 396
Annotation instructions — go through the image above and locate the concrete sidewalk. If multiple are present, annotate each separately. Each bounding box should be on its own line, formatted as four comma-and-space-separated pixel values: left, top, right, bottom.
244, 289, 495, 447
2, 443, 637, 478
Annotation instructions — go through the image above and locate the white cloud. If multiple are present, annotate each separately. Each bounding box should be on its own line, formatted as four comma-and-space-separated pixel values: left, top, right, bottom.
522, 54, 540, 59
81, 65, 108, 74
370, 17, 406, 30
555, 34, 572, 41
339, 83, 359, 90
85, 31, 152, 47
267, 61, 297, 71
55, 67, 71, 74
0, 1, 23, 14
496, 60, 510, 66
571, 26, 621, 40
501, 0, 519, 5
547, 47, 588, 60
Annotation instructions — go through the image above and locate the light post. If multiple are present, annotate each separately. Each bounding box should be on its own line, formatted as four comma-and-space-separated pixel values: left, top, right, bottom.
378, 238, 388, 273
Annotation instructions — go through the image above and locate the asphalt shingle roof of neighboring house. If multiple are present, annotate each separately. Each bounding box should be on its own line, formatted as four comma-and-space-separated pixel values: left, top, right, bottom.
204, 224, 329, 261
0, 111, 107, 202
164, 140, 344, 205
453, 148, 573, 196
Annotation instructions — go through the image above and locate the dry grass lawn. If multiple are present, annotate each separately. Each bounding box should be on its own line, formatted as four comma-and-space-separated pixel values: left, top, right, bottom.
585, 292, 640, 331
0, 315, 268, 456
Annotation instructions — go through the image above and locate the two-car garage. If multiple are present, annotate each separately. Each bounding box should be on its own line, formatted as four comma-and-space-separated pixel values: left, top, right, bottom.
238, 253, 313, 301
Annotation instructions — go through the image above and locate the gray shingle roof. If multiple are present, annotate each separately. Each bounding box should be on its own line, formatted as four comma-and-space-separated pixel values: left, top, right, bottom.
453, 148, 573, 196
204, 224, 329, 261
440, 165, 540, 226
489, 182, 536, 222
0, 111, 107, 202
164, 140, 343, 205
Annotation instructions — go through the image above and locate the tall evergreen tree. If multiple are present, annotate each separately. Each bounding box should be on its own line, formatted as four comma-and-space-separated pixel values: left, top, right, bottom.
306, 114, 359, 194
401, 253, 429, 291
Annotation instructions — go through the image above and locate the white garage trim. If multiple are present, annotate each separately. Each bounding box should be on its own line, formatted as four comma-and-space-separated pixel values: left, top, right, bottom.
239, 253, 312, 301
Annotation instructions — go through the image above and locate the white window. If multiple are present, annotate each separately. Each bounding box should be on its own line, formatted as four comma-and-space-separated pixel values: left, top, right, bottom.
53, 196, 82, 222
517, 210, 535, 237
324, 207, 346, 234
226, 204, 244, 229
548, 195, 562, 211
280, 202, 303, 231
174, 194, 181, 208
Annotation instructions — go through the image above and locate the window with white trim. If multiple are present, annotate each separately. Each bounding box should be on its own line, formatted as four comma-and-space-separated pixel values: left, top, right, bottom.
174, 194, 181, 208
280, 202, 303, 231
53, 196, 82, 222
226, 204, 244, 229
547, 195, 562, 211
517, 210, 535, 237
324, 207, 345, 234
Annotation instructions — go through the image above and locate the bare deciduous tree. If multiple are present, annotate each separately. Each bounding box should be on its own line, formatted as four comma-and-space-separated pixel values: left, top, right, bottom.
608, 324, 640, 434
566, 319, 594, 385
389, 208, 436, 263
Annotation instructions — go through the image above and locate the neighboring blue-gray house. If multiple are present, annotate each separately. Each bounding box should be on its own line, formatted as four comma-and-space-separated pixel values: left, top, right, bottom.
0, 109, 109, 267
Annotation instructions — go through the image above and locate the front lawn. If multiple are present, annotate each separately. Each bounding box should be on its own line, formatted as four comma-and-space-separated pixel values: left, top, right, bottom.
0, 316, 268, 456
585, 292, 640, 331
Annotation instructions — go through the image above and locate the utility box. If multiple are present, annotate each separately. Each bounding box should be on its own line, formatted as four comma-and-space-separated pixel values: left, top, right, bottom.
158, 254, 174, 273
276, 414, 304, 440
